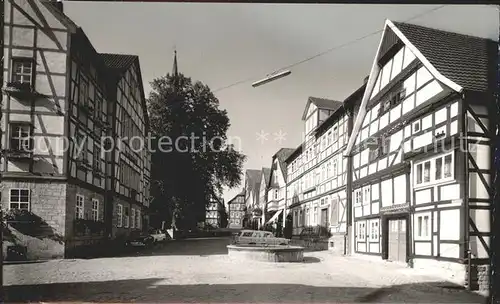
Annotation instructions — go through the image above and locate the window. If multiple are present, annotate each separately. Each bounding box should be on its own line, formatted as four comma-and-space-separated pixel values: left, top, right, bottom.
274, 189, 278, 200
136, 209, 141, 229
9, 189, 29, 210
326, 162, 331, 178
12, 58, 33, 84
363, 187, 370, 205
370, 221, 379, 241
91, 199, 99, 221
80, 77, 89, 105
417, 214, 430, 238
93, 146, 101, 171
423, 161, 431, 182
76, 195, 84, 219
444, 155, 452, 178
354, 189, 363, 206
117, 204, 123, 227
357, 222, 366, 241
10, 123, 32, 152
415, 153, 453, 187
390, 88, 406, 106
379, 99, 391, 116
413, 120, 421, 133
332, 160, 338, 177
314, 207, 318, 225
327, 131, 332, 145
306, 208, 310, 226
124, 206, 130, 228
131, 209, 136, 228
332, 126, 338, 142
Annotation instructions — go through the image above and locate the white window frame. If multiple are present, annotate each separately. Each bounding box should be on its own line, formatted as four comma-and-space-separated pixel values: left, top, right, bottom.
131, 208, 136, 228
10, 123, 32, 152
414, 152, 454, 188
117, 204, 123, 227
332, 126, 338, 143
12, 58, 33, 84
415, 213, 431, 240
357, 221, 366, 241
370, 220, 379, 241
333, 159, 338, 177
124, 206, 130, 228
9, 189, 30, 210
363, 186, 370, 206
91, 198, 99, 221
354, 189, 362, 206
76, 194, 84, 219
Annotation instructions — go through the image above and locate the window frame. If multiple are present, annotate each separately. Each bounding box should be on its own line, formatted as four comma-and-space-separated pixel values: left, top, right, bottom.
91, 198, 99, 221
131, 208, 136, 228
9, 122, 33, 152
414, 152, 455, 188
357, 221, 366, 241
370, 220, 379, 241
11, 57, 34, 85
117, 204, 123, 227
76, 194, 84, 219
124, 206, 130, 228
415, 213, 431, 240
9, 189, 30, 210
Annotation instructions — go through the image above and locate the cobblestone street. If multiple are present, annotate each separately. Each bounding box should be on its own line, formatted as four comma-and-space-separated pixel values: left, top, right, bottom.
4, 237, 485, 303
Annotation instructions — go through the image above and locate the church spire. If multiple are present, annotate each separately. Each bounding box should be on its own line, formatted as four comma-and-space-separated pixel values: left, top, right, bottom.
172, 49, 178, 78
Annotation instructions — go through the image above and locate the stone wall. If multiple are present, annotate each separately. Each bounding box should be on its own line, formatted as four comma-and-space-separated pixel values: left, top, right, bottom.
65, 184, 105, 237
1, 180, 67, 259
466, 264, 489, 292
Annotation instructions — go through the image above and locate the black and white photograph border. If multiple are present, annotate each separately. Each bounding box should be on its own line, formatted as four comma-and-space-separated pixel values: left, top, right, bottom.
0, 0, 499, 303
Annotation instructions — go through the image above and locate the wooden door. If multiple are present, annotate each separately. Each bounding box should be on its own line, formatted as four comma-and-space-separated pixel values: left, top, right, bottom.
321, 208, 328, 227
388, 219, 407, 263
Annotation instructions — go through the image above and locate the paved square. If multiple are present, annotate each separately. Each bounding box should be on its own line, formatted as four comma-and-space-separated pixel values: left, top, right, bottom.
3, 237, 485, 302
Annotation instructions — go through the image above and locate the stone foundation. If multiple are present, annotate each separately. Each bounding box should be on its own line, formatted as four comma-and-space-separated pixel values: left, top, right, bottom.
227, 245, 304, 262
466, 264, 489, 292
1, 180, 67, 260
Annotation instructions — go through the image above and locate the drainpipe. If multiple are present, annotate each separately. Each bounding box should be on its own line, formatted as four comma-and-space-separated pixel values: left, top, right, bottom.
345, 106, 354, 256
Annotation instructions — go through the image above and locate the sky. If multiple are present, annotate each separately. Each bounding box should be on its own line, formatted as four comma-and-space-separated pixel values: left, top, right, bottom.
63, 2, 498, 204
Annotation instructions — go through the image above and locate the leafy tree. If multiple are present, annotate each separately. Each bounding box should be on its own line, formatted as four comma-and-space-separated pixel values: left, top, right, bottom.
147, 73, 246, 230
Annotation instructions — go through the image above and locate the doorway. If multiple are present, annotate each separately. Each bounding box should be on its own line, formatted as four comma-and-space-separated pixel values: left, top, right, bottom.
320, 208, 329, 227
388, 218, 407, 263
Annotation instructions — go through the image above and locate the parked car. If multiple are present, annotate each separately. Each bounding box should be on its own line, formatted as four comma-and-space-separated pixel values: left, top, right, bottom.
149, 229, 168, 243
125, 231, 154, 247
234, 230, 290, 246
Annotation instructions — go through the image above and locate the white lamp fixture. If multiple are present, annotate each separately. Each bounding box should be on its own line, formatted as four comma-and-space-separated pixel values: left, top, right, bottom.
252, 70, 291, 88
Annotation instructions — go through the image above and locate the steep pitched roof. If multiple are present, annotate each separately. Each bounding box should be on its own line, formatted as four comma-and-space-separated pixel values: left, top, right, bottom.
345, 20, 497, 156
272, 148, 295, 184
302, 97, 343, 120
393, 21, 496, 93
262, 167, 271, 187
99, 53, 138, 73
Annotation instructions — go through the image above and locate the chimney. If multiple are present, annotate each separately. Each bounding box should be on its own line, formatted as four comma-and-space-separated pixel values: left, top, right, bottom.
363, 75, 369, 84
51, 0, 63, 13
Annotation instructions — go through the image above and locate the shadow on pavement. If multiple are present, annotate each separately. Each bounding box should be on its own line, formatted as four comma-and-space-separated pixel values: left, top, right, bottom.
4, 279, 486, 303
88, 237, 232, 259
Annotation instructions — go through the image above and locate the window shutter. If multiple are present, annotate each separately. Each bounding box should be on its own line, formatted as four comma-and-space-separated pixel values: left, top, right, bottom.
331, 198, 339, 225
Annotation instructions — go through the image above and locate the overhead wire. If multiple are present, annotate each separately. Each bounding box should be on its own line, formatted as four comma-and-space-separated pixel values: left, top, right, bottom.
213, 5, 446, 93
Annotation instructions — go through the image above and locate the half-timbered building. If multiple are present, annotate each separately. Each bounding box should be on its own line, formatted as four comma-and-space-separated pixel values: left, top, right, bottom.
243, 169, 262, 229
285, 92, 363, 254
228, 191, 245, 229
265, 148, 294, 230
258, 167, 271, 226
344, 20, 496, 290
1, 0, 150, 259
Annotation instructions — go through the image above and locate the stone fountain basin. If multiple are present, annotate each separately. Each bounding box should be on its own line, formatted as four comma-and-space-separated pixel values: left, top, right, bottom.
227, 244, 304, 262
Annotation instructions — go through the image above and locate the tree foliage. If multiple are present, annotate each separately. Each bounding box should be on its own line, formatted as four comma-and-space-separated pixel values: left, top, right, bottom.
147, 73, 246, 230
